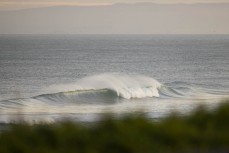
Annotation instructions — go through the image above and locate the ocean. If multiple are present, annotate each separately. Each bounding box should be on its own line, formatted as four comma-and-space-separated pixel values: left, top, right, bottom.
0, 35, 229, 123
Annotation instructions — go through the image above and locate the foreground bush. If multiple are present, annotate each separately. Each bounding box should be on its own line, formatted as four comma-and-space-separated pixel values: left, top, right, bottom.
0, 101, 229, 153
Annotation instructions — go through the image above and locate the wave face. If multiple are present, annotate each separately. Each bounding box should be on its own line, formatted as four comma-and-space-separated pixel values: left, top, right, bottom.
34, 89, 119, 104
0, 74, 228, 123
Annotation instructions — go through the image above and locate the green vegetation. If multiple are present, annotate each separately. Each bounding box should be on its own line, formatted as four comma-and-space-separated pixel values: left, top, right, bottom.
0, 101, 229, 153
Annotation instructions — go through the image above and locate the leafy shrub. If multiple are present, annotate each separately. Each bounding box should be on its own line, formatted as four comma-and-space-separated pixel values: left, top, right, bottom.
0, 101, 229, 153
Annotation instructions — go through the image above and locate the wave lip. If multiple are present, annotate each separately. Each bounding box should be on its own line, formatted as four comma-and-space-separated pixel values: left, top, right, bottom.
117, 86, 160, 99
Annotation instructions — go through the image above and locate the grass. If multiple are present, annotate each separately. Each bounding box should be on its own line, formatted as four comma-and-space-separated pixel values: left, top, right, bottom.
0, 100, 229, 153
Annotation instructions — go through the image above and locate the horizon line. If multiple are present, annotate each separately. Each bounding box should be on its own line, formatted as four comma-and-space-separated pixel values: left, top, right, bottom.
1, 33, 229, 35
1, 1, 229, 11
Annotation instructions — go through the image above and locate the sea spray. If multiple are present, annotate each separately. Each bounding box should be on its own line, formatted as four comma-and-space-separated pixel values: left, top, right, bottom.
47, 73, 162, 99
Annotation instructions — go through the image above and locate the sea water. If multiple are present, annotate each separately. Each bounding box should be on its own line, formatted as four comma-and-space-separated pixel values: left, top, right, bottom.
0, 35, 229, 123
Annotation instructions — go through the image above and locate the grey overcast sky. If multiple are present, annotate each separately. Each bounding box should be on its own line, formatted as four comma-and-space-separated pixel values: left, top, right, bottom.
0, 2, 229, 34
1, 0, 229, 10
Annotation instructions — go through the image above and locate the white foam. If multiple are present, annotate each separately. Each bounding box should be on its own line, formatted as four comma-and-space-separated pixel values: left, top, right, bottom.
47, 73, 161, 99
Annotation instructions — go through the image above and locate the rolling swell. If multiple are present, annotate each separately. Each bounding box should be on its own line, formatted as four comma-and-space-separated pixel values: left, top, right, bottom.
34, 83, 229, 104
0, 74, 229, 123
1, 74, 228, 105
159, 82, 229, 99
0, 74, 228, 119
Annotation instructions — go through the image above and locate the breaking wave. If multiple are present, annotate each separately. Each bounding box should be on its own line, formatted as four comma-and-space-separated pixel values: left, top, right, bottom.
0, 73, 229, 123
46, 73, 162, 100
1, 74, 228, 105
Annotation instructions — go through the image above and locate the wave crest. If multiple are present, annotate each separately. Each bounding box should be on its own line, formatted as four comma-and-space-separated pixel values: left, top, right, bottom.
47, 73, 161, 99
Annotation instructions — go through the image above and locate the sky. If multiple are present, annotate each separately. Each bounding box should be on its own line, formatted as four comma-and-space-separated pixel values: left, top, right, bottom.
1, 0, 229, 10
0, 1, 229, 34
